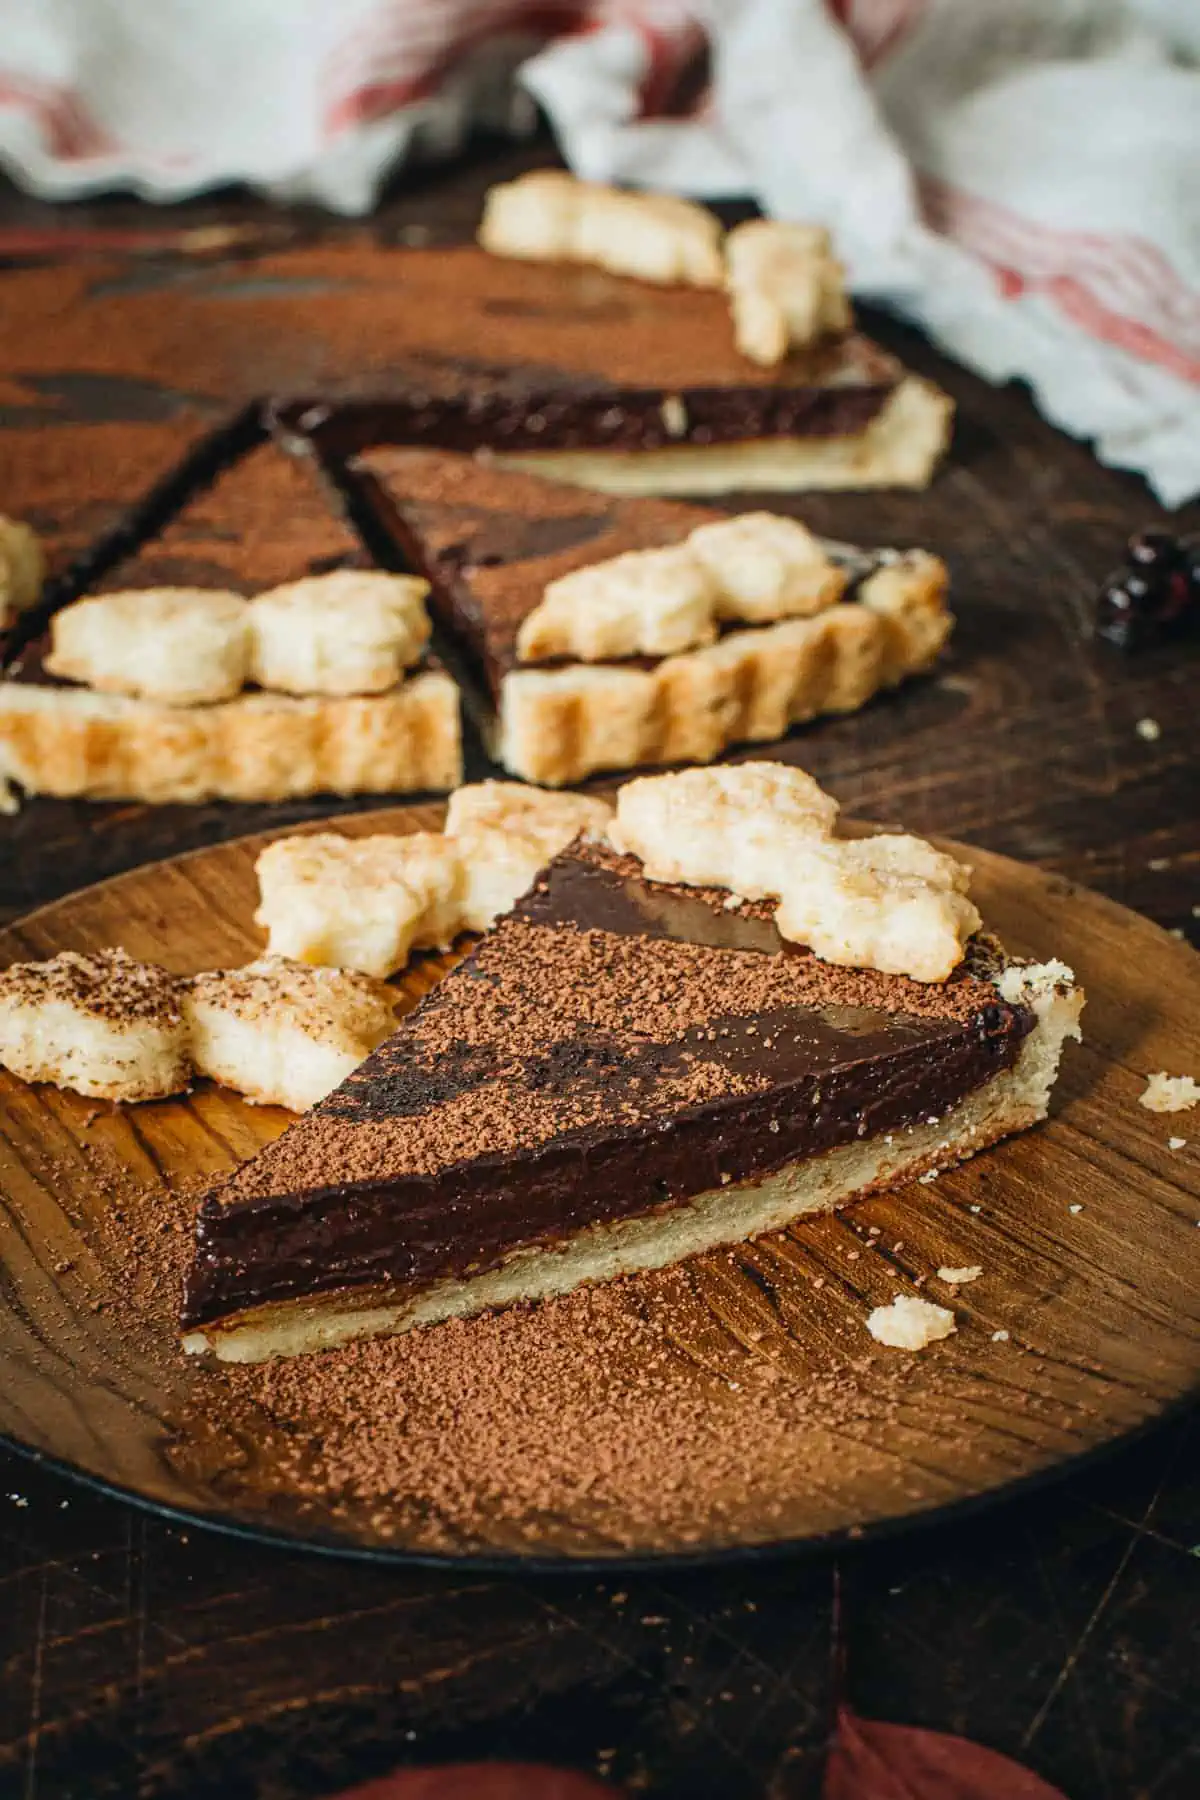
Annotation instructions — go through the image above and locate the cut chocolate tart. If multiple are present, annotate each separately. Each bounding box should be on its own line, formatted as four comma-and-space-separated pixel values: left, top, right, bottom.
272, 185, 952, 498
0, 443, 461, 808
331, 445, 952, 785
181, 767, 1082, 1363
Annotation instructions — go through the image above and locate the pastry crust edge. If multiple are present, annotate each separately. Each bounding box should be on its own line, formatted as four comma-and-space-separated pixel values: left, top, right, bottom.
0, 671, 462, 809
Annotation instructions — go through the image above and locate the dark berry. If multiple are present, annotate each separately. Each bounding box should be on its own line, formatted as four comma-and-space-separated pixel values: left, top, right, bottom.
1095, 573, 1153, 649
1093, 520, 1200, 649
1126, 529, 1184, 572
1157, 567, 1193, 626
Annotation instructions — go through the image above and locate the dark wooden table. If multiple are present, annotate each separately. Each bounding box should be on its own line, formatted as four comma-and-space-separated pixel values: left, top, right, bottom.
1, 145, 1198, 1800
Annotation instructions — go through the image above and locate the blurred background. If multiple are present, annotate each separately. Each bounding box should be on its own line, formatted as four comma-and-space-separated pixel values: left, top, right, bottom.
2, 0, 1199, 501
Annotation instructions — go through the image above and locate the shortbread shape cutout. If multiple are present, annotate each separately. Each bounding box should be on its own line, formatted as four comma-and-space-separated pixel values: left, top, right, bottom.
0, 948, 188, 1101
45, 588, 251, 706
444, 782, 613, 932
255, 785, 614, 978
0, 516, 44, 628
774, 834, 980, 986
725, 221, 852, 366
687, 513, 846, 622
255, 831, 463, 980
516, 513, 846, 664
183, 957, 397, 1112
248, 570, 431, 697
610, 764, 980, 983
610, 763, 840, 901
480, 170, 724, 288
518, 545, 718, 663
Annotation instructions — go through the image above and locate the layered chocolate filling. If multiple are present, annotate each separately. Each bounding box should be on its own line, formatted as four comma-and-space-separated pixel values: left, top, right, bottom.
182, 841, 1034, 1332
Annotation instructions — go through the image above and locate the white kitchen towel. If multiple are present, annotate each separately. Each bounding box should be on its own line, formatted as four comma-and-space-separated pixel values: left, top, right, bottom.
1, 1, 1197, 503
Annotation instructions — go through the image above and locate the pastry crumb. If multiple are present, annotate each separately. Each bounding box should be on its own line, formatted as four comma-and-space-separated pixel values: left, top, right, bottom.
866, 1294, 956, 1350
1168, 1136, 1187, 1150
1135, 717, 1161, 742
1140, 1072, 1200, 1114
937, 1265, 982, 1285
992, 1329, 1010, 1342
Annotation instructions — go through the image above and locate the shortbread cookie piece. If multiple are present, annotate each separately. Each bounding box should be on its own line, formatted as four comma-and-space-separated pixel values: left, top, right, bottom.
444, 781, 614, 932
610, 765, 980, 983
725, 221, 851, 366
247, 570, 431, 696
0, 948, 188, 1101
255, 786, 614, 976
515, 513, 847, 665
518, 545, 718, 663
610, 762, 837, 896
480, 170, 724, 288
255, 831, 464, 979
687, 513, 846, 623
183, 957, 397, 1112
774, 834, 980, 985
0, 517, 44, 628
44, 588, 251, 706
0, 671, 461, 809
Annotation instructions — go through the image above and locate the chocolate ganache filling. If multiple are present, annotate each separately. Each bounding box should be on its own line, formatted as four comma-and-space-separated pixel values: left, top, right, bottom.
182, 842, 1034, 1331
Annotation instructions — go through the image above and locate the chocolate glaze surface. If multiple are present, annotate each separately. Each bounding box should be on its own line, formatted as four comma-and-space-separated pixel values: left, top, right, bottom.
182, 842, 1034, 1332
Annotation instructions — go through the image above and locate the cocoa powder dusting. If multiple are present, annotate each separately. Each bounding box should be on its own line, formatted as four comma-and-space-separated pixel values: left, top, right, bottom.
219, 1268, 916, 1555
78, 1147, 946, 1557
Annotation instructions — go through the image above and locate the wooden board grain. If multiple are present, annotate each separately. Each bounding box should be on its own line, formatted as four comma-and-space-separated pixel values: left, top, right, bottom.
0, 803, 1197, 1566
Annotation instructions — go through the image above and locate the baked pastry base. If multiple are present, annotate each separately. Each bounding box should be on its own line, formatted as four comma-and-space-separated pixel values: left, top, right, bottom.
0, 670, 461, 808
494, 376, 952, 497
183, 960, 1081, 1363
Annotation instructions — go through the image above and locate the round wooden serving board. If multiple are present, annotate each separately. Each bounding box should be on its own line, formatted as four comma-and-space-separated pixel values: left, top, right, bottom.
1, 803, 1198, 1568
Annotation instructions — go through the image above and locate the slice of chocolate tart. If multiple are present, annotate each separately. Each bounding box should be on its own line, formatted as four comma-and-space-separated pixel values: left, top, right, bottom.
0, 439, 461, 808
181, 768, 1082, 1364
329, 445, 952, 786
271, 175, 951, 497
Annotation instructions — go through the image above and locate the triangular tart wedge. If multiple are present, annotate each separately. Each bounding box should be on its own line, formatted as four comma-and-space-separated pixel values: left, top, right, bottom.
182, 812, 1082, 1365
334, 446, 952, 787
